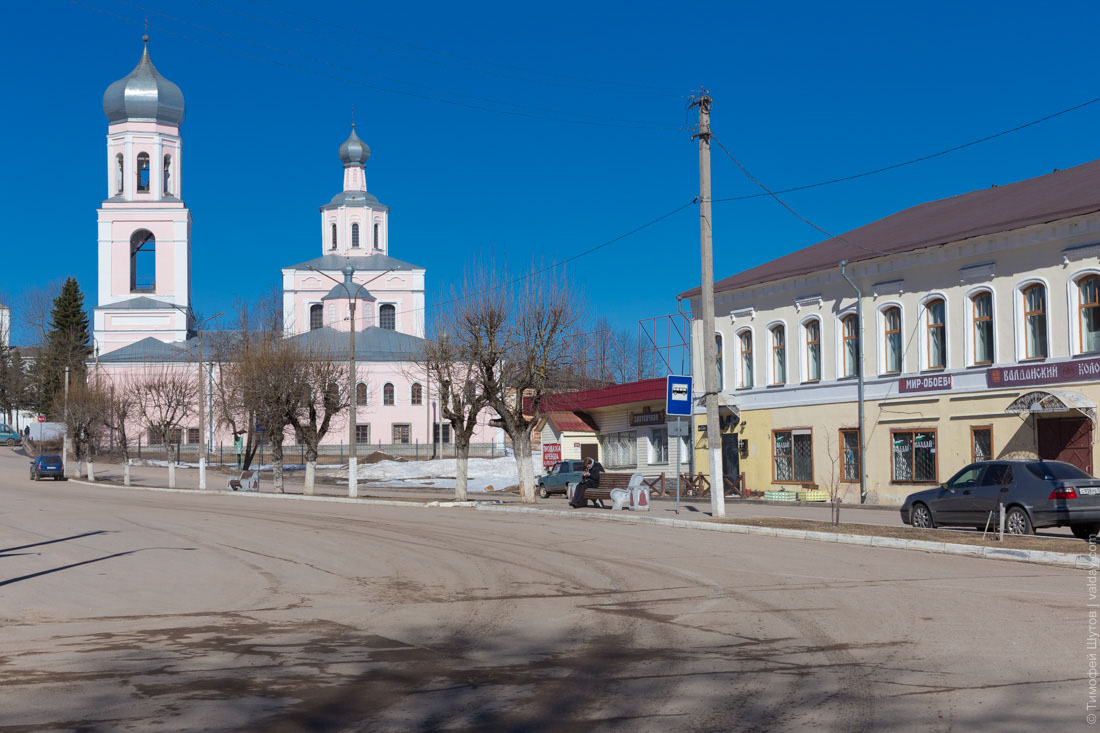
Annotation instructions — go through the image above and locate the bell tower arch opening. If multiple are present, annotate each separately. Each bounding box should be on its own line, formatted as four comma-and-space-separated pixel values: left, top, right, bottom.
130, 229, 156, 293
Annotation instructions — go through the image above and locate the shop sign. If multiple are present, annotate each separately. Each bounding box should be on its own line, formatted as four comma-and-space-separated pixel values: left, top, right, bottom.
986, 356, 1100, 388
542, 443, 561, 467
898, 374, 953, 393
630, 407, 665, 427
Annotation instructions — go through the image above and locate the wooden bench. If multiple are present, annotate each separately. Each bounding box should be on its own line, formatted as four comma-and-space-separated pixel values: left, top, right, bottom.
227, 470, 259, 492
567, 472, 650, 511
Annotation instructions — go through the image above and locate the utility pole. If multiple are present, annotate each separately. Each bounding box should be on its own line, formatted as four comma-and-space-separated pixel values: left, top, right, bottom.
693, 90, 726, 519
62, 365, 70, 478
195, 313, 222, 490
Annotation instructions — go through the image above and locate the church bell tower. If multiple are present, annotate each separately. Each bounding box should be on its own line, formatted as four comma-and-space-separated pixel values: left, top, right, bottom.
94, 36, 192, 355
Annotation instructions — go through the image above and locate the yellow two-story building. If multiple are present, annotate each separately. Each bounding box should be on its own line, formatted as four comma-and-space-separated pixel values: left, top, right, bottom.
682, 159, 1100, 505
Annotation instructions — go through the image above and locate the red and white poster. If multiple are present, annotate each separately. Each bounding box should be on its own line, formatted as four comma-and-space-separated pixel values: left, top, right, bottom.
542, 443, 561, 467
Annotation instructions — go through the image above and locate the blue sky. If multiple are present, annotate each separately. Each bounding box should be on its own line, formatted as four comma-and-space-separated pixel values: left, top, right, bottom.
4, 0, 1100, 346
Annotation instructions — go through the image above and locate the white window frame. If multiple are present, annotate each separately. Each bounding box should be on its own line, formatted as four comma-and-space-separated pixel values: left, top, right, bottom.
765, 320, 787, 386
715, 331, 726, 391
1068, 269, 1100, 356
647, 427, 669, 465
876, 302, 904, 376
964, 286, 997, 367
918, 293, 950, 371
735, 326, 755, 389
834, 307, 858, 379
1013, 278, 1051, 362
799, 316, 822, 383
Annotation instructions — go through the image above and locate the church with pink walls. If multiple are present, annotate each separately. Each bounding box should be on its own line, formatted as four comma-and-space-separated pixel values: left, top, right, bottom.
93, 39, 500, 451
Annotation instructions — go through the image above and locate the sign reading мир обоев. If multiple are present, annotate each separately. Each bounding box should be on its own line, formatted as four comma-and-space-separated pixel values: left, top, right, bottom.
898, 374, 953, 393
986, 356, 1100, 388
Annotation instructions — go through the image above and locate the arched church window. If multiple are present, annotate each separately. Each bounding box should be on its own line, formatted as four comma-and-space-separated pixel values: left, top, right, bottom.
356, 382, 368, 406
115, 153, 124, 195
380, 304, 396, 331
373, 223, 380, 249
163, 154, 172, 195
309, 304, 323, 331
136, 152, 150, 192
383, 383, 395, 406
130, 229, 156, 292
411, 383, 423, 405
331, 223, 337, 250
352, 223, 360, 248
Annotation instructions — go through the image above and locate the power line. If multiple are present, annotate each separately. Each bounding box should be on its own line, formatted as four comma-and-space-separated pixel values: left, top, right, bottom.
399, 200, 697, 321
71, 0, 682, 131
712, 92, 1100, 202
711, 134, 891, 258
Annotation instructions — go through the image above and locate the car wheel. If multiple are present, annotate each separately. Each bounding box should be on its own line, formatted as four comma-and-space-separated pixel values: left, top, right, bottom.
4, 438, 13, 446
538, 485, 549, 499
1072, 524, 1100, 541
910, 503, 935, 529
1005, 506, 1033, 535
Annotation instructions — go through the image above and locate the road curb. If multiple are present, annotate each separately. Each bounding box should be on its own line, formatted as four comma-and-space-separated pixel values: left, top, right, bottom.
61, 478, 497, 509
473, 504, 1096, 569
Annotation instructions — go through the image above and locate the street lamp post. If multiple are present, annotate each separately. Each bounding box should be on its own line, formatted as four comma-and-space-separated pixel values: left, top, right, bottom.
195, 312, 223, 490
307, 263, 392, 498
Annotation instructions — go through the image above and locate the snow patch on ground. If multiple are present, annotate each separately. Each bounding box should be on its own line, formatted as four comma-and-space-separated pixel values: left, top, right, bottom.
321, 453, 533, 492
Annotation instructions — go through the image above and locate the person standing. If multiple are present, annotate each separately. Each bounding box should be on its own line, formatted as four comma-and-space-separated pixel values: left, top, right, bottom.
570, 456, 604, 508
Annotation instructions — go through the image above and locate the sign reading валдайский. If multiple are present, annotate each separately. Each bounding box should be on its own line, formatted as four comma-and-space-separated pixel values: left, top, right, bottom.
986, 356, 1100, 388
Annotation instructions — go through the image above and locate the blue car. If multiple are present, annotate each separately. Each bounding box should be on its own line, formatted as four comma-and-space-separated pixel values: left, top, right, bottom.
30, 455, 64, 481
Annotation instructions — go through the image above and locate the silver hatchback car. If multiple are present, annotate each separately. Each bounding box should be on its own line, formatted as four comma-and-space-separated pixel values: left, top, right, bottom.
900, 460, 1100, 539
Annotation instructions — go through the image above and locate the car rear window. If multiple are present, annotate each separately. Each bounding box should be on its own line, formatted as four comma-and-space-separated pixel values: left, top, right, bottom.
1025, 461, 1092, 481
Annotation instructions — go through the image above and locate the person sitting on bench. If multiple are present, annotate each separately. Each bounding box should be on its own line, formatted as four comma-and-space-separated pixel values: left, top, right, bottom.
570, 457, 604, 508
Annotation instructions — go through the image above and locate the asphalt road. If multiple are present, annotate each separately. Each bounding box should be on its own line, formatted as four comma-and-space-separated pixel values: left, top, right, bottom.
0, 446, 1086, 732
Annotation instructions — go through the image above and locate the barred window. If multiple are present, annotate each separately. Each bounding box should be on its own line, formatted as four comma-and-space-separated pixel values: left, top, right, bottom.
892, 430, 937, 482
972, 426, 992, 463
841, 429, 860, 482
309, 304, 323, 331
773, 429, 812, 482
599, 430, 637, 468
380, 304, 396, 331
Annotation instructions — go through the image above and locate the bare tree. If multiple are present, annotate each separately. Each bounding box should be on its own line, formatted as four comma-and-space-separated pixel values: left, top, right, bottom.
235, 336, 302, 492
210, 291, 282, 470
55, 378, 108, 481
464, 267, 582, 504
135, 366, 197, 488
286, 344, 348, 494
101, 377, 139, 485
416, 317, 490, 502
18, 280, 62, 348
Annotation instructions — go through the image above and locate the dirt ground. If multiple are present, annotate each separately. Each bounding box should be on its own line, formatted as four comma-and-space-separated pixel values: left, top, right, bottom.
716, 516, 1090, 553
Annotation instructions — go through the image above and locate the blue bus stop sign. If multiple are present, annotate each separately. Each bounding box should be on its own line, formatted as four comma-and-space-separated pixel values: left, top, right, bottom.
666, 375, 693, 416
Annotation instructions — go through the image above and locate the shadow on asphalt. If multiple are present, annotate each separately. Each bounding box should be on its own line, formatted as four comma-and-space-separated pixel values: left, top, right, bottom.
0, 530, 114, 555
0, 547, 196, 588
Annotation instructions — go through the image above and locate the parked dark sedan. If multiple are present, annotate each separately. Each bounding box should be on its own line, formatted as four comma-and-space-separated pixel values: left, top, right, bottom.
30, 455, 64, 481
900, 459, 1100, 538
536, 460, 586, 498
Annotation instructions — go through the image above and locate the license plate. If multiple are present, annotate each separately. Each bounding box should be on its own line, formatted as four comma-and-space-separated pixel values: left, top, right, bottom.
1080, 486, 1100, 496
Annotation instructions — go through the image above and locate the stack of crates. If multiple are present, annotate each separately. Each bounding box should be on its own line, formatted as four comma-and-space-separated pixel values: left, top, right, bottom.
764, 489, 797, 502
797, 489, 830, 502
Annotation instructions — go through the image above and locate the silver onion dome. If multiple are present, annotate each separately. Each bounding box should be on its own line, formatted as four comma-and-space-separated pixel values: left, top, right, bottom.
102, 38, 185, 126
338, 124, 370, 166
